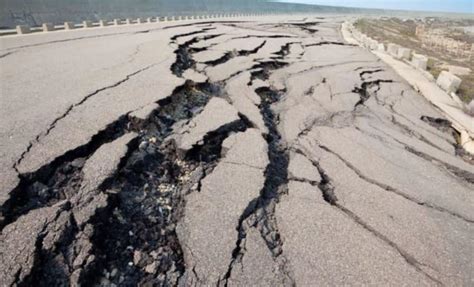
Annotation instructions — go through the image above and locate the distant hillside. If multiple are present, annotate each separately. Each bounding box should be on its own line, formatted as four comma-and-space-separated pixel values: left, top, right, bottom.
1, 0, 468, 28
0, 0, 364, 28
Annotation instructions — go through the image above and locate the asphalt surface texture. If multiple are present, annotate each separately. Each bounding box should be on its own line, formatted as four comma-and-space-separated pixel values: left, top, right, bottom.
1, 15, 473, 286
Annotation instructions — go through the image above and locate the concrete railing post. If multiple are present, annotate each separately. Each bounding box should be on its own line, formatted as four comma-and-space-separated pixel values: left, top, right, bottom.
113, 19, 122, 25
387, 43, 399, 57
146, 17, 153, 23
42, 23, 54, 32
125, 18, 133, 25
64, 22, 75, 30
99, 20, 108, 27
16, 25, 31, 34
411, 54, 428, 70
436, 71, 462, 93
137, 18, 143, 24
83, 20, 93, 28
397, 47, 411, 60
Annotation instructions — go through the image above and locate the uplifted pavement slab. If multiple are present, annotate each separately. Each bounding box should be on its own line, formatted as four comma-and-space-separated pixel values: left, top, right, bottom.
226, 72, 267, 133
175, 97, 240, 152
177, 128, 268, 285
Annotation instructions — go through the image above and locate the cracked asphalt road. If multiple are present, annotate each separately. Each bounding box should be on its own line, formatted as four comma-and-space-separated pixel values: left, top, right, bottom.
1, 16, 473, 286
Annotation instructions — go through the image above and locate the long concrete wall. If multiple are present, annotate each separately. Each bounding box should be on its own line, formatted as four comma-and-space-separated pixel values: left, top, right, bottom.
0, 0, 358, 28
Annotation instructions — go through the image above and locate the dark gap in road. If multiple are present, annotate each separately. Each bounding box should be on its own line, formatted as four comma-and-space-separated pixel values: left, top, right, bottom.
420, 116, 474, 163
203, 51, 233, 66
13, 64, 156, 176
353, 79, 393, 109
170, 28, 212, 41
420, 116, 452, 132
222, 57, 293, 285
390, 116, 447, 153
273, 42, 293, 58
186, 114, 251, 163
4, 79, 251, 286
223, 85, 292, 286
292, 148, 337, 205
250, 60, 288, 81
237, 40, 267, 56
79, 80, 252, 286
231, 34, 297, 39
203, 39, 268, 68
304, 41, 354, 47
1, 116, 130, 231
276, 22, 321, 34
289, 22, 321, 34
170, 32, 222, 77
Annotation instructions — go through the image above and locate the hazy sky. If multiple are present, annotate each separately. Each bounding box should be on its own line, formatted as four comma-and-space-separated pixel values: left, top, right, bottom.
278, 0, 474, 13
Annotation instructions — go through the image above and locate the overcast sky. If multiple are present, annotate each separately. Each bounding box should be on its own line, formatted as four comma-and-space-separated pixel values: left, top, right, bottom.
277, 0, 473, 13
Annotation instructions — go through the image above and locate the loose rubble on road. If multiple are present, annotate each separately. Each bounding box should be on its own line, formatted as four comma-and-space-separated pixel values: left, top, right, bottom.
1, 16, 473, 286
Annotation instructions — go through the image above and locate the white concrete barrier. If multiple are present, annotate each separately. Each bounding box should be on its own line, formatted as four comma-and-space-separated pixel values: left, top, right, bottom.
16, 25, 31, 34
460, 130, 474, 155
387, 43, 399, 57
397, 47, 411, 60
42, 23, 54, 32
83, 20, 93, 28
468, 100, 474, 115
437, 71, 462, 93
64, 22, 75, 30
125, 18, 133, 25
137, 18, 143, 24
411, 54, 428, 70
377, 43, 385, 52
146, 17, 153, 23
113, 19, 122, 25
369, 39, 378, 50
99, 20, 108, 27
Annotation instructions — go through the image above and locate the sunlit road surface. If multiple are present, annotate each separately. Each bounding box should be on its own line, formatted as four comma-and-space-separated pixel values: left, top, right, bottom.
1, 15, 473, 286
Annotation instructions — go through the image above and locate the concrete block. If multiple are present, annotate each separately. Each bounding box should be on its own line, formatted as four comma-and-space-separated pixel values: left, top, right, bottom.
437, 71, 462, 93
42, 23, 54, 32
136, 18, 143, 24
125, 18, 133, 25
146, 17, 153, 23
397, 47, 411, 60
64, 22, 75, 30
16, 25, 31, 34
83, 20, 93, 28
113, 19, 122, 25
387, 43, 399, 57
99, 20, 108, 27
369, 39, 378, 50
460, 130, 474, 155
411, 54, 428, 70
467, 100, 474, 115
377, 43, 385, 52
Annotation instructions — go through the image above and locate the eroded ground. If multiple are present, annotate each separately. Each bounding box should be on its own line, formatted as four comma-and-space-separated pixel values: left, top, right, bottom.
1, 16, 473, 286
